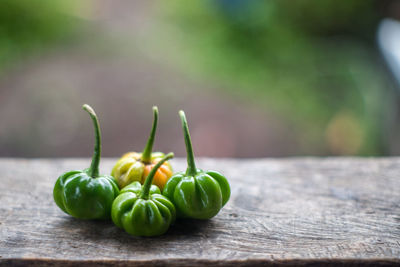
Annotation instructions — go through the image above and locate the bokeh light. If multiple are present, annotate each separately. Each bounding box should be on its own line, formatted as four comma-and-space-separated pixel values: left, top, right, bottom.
0, 0, 399, 158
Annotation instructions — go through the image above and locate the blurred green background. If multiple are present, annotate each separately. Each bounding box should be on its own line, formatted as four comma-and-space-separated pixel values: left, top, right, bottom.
0, 0, 399, 158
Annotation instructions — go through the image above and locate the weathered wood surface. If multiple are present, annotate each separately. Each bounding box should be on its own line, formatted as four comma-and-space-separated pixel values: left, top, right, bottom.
0, 158, 400, 266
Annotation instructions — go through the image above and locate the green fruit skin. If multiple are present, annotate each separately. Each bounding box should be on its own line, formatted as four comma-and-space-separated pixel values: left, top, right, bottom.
111, 181, 176, 237
162, 169, 230, 219
53, 169, 119, 220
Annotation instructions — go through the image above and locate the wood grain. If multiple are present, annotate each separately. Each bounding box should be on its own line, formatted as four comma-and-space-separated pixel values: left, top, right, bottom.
0, 158, 399, 266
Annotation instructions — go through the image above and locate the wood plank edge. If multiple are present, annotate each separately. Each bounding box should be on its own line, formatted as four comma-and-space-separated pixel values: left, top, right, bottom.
1, 258, 399, 266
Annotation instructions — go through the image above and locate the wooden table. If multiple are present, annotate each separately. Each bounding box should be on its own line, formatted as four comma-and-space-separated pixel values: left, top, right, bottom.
1, 158, 399, 266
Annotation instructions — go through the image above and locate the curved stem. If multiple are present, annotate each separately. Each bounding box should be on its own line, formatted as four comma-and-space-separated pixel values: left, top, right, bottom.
83, 104, 101, 178
141, 106, 158, 164
179, 110, 197, 176
140, 152, 174, 199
